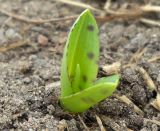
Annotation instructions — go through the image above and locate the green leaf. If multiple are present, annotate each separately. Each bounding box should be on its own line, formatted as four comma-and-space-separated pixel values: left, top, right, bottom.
61, 9, 99, 97
68, 9, 99, 90
60, 9, 120, 113
60, 75, 119, 113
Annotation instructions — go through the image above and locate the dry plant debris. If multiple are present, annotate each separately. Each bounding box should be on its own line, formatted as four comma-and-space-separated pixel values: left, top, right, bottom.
148, 55, 160, 63
101, 115, 122, 131
102, 62, 121, 75
0, 0, 159, 26
95, 115, 106, 131
151, 93, 160, 111
136, 66, 157, 91
57, 119, 68, 131
78, 115, 89, 131
129, 47, 147, 64
0, 39, 29, 53
114, 95, 144, 116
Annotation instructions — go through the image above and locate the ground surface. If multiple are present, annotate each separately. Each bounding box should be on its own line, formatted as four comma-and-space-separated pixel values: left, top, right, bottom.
0, 0, 160, 130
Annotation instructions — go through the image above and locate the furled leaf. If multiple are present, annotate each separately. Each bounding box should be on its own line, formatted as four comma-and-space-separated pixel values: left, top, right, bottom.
61, 9, 99, 97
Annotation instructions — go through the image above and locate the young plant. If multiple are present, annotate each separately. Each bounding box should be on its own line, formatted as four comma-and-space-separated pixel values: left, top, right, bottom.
60, 9, 120, 113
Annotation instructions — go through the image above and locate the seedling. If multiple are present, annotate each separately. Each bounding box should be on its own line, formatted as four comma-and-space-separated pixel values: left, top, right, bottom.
60, 9, 120, 113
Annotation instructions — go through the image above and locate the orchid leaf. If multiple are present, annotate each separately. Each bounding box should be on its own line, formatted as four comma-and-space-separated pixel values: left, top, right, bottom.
60, 9, 120, 113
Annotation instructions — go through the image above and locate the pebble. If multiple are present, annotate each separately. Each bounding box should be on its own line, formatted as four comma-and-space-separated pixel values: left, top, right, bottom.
39, 69, 52, 80
47, 105, 55, 114
32, 75, 44, 86
23, 77, 31, 84
29, 55, 37, 61
18, 61, 32, 74
5, 28, 22, 40
37, 34, 48, 46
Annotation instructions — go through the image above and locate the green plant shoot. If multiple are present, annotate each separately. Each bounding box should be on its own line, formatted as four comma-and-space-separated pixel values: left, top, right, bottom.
60, 9, 120, 113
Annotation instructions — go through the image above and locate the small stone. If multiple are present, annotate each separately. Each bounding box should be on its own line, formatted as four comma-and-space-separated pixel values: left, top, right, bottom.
23, 77, 31, 84
32, 75, 44, 86
47, 105, 55, 114
37, 34, 48, 46
39, 69, 52, 80
45, 82, 60, 97
57, 120, 68, 131
5, 28, 22, 40
5, 28, 15, 39
18, 61, 32, 74
29, 55, 37, 61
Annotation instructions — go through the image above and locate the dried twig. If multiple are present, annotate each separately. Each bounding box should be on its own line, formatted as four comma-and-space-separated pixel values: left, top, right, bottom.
0, 8, 137, 25
95, 115, 106, 131
148, 55, 160, 63
136, 66, 157, 91
114, 94, 144, 115
0, 9, 78, 24
141, 5, 160, 13
101, 115, 123, 131
0, 40, 29, 53
102, 62, 121, 75
144, 118, 160, 126
151, 93, 160, 111
129, 48, 147, 64
140, 18, 160, 27
0, 0, 159, 27
78, 115, 90, 131
123, 62, 157, 92
53, 0, 102, 13
104, 0, 111, 10
54, 0, 160, 27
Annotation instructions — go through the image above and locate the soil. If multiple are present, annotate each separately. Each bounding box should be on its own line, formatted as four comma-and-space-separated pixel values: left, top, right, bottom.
0, 0, 160, 131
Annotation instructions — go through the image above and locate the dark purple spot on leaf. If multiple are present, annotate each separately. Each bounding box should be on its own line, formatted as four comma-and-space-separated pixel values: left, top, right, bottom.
100, 88, 109, 95
87, 52, 94, 59
79, 86, 83, 90
87, 25, 94, 32
82, 75, 87, 82
81, 97, 95, 104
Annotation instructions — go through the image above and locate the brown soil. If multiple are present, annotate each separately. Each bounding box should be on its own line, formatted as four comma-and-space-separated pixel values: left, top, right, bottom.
0, 0, 159, 130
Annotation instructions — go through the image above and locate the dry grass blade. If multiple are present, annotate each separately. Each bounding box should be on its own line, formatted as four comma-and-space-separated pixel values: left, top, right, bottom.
140, 18, 160, 27
104, 0, 111, 10
0, 40, 29, 53
151, 93, 160, 111
144, 118, 160, 126
148, 56, 160, 62
101, 115, 122, 131
141, 5, 160, 12
102, 62, 121, 75
136, 66, 157, 91
95, 115, 106, 131
78, 115, 90, 131
0, 9, 78, 24
53, 0, 102, 13
129, 48, 147, 64
114, 95, 144, 115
